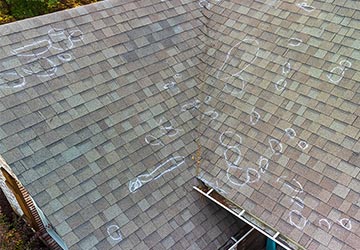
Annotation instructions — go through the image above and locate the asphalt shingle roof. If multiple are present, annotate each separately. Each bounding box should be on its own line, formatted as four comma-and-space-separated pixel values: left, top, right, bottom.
0, 1, 245, 249
197, 1, 359, 250
0, 0, 359, 250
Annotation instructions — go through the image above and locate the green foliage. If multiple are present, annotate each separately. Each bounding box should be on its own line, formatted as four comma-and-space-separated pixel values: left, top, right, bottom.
0, 0, 99, 23
4, 0, 58, 19
0, 0, 15, 24
0, 213, 47, 250
0, 0, 10, 14
53, 0, 98, 9
0, 214, 24, 250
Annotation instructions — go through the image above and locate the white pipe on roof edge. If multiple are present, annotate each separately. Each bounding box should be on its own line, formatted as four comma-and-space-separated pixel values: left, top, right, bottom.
228, 228, 255, 250
193, 186, 296, 250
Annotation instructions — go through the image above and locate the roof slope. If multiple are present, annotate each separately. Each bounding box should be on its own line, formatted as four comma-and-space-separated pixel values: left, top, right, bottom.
0, 0, 359, 250
197, 1, 359, 250
0, 0, 244, 249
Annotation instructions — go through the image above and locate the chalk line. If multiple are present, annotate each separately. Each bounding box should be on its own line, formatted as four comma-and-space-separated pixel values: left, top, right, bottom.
128, 156, 185, 193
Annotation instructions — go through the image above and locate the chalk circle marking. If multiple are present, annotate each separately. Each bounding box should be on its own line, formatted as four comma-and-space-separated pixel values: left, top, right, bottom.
219, 131, 242, 148
298, 140, 309, 150
282, 62, 291, 75
204, 95, 212, 104
319, 219, 331, 231
57, 53, 72, 62
338, 218, 352, 231
258, 156, 269, 174
275, 79, 287, 91
216, 38, 260, 96
327, 60, 351, 84
145, 134, 164, 146
250, 108, 260, 125
269, 138, 283, 155
202, 110, 219, 120
107, 225, 123, 241
289, 210, 308, 230
181, 99, 201, 112
224, 147, 242, 166
288, 38, 302, 47
0, 72, 26, 89
285, 128, 296, 139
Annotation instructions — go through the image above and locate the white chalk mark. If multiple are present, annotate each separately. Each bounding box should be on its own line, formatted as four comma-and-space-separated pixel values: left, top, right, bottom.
288, 38, 303, 47
11, 40, 52, 57
5, 27, 83, 89
327, 60, 351, 84
160, 124, 182, 137
296, 2, 315, 12
128, 156, 185, 193
227, 166, 260, 186
224, 147, 242, 166
338, 218, 352, 231
276, 176, 287, 183
275, 79, 287, 91
229, 39, 260, 78
48, 28, 66, 38
340, 60, 352, 68
181, 99, 201, 112
249, 108, 260, 125
128, 178, 142, 193
291, 196, 305, 209
319, 219, 331, 231
246, 168, 261, 183
21, 57, 57, 77
174, 73, 182, 79
223, 75, 246, 96
199, 0, 211, 8
220, 130, 261, 188
298, 140, 309, 150
48, 28, 74, 51
0, 71, 26, 88
57, 53, 72, 62
285, 128, 296, 139
164, 81, 176, 90
282, 62, 291, 75
145, 135, 164, 146
68, 29, 84, 43
258, 156, 269, 174
48, 28, 83, 51
277, 177, 303, 193
219, 131, 242, 148
289, 210, 308, 230
327, 67, 345, 84
216, 38, 259, 96
269, 138, 283, 155
157, 118, 183, 137
107, 225, 123, 241
285, 179, 304, 193
226, 165, 249, 187
204, 95, 212, 104
202, 110, 219, 120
